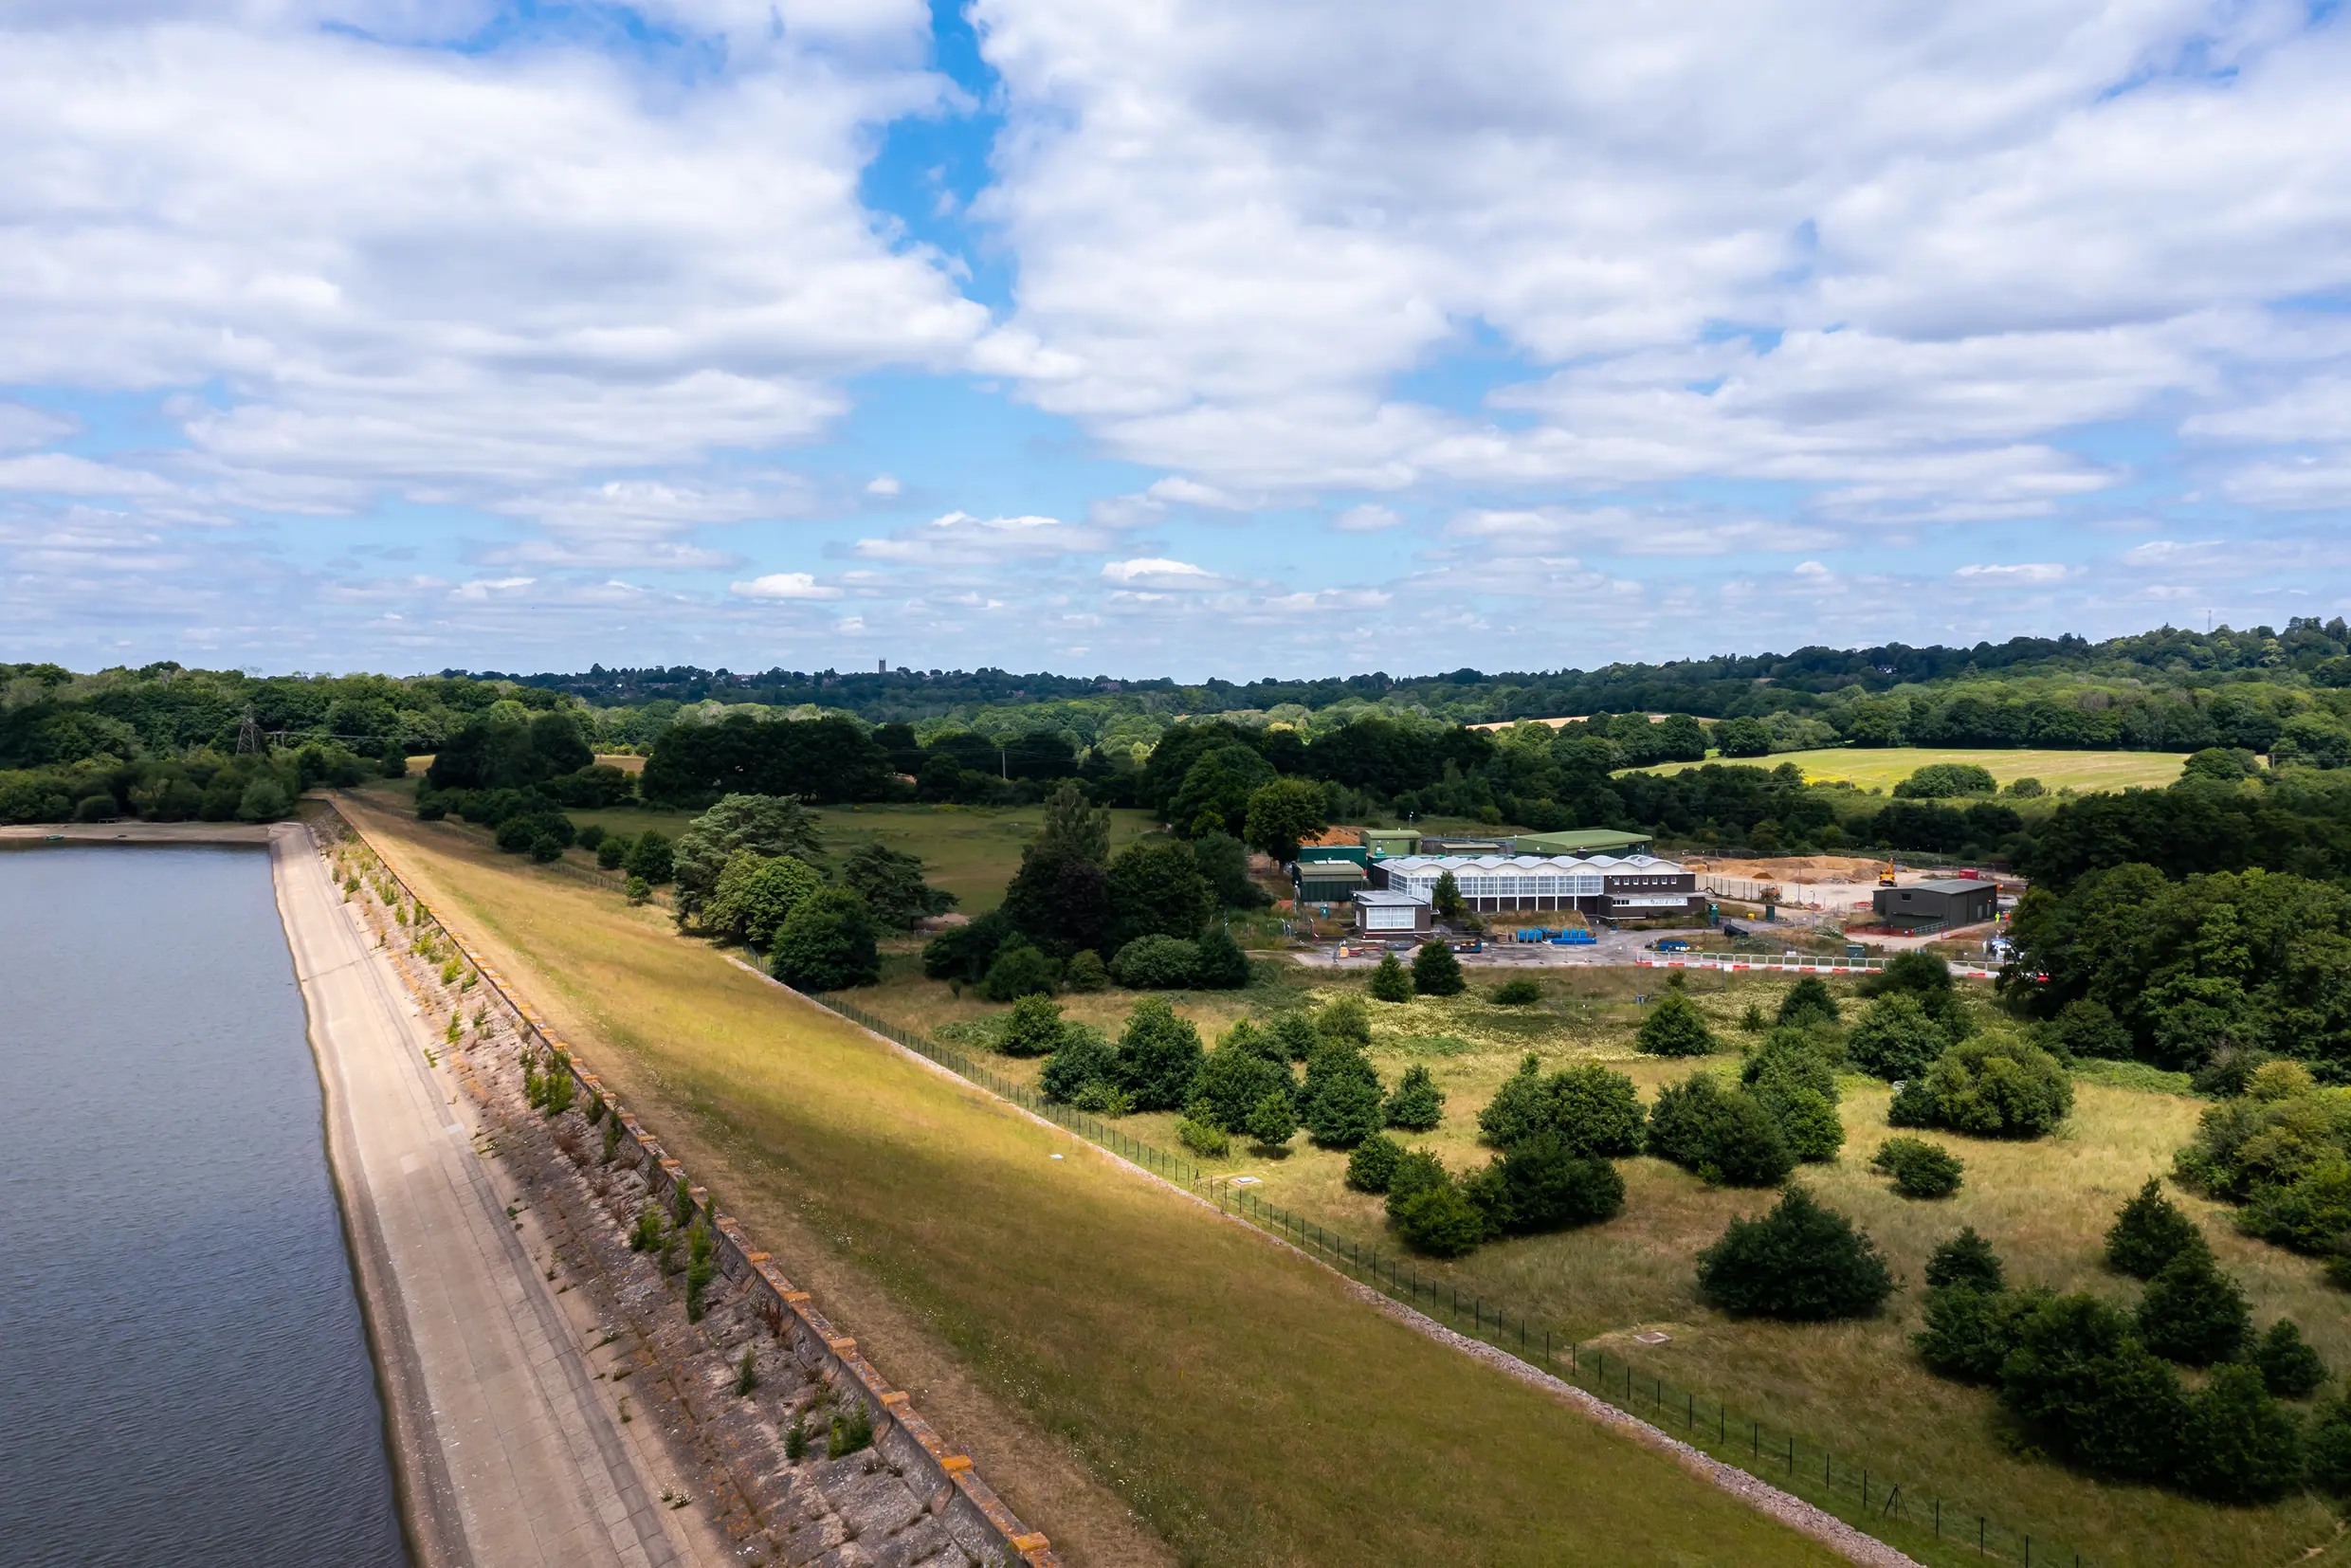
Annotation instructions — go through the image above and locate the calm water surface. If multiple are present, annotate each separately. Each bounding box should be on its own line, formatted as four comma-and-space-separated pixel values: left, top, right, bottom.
0, 845, 409, 1568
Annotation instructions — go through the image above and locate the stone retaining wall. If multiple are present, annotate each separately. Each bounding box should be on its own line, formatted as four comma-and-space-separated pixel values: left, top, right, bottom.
329, 804, 1059, 1568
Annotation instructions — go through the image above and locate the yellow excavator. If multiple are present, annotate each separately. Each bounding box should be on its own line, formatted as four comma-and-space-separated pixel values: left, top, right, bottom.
1878, 860, 1898, 886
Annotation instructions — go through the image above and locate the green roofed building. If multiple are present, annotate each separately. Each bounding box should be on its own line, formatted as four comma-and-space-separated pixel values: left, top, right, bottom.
1511, 828, 1653, 857
1360, 829, 1421, 860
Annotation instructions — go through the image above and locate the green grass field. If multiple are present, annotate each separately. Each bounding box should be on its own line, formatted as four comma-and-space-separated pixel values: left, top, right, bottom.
359, 779, 1158, 915
1631, 747, 2190, 793
846, 964, 2348, 1568
343, 797, 1851, 1568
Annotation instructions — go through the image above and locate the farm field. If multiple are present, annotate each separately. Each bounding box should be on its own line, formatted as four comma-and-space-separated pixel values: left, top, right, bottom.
847, 962, 2348, 1568
355, 778, 1159, 915
334, 796, 1851, 1568
1632, 747, 2191, 793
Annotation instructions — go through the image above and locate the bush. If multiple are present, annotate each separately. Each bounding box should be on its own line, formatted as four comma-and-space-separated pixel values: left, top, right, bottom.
2137, 1244, 2251, 1365
1925, 1226, 2005, 1291
1191, 1037, 1294, 1133
237, 777, 293, 822
1385, 1147, 1449, 1204
767, 887, 881, 991
576, 823, 607, 850
1177, 1116, 1230, 1157
529, 833, 563, 863
828, 1404, 874, 1459
1369, 951, 1412, 1002
1412, 941, 1466, 996
1492, 976, 1543, 1006
1495, 1133, 1625, 1231
1914, 1284, 2050, 1382
1318, 996, 1372, 1048
1480, 1058, 1648, 1158
982, 939, 1061, 1002
2239, 1161, 2351, 1254
1064, 948, 1109, 992
1897, 1034, 2072, 1138
2311, 1395, 2351, 1494
1383, 1064, 1445, 1132
2040, 997, 2129, 1063
624, 874, 651, 903
1192, 925, 1253, 990
1695, 1188, 1894, 1320
2178, 1363, 2305, 1502
1301, 1046, 1385, 1148
1114, 998, 1205, 1111
1739, 1003, 1767, 1032
1040, 1026, 1118, 1103
1894, 762, 1996, 798
1347, 1133, 1405, 1193
624, 830, 674, 884
1998, 1293, 2188, 1480
996, 993, 1067, 1057
1847, 994, 1948, 1082
2105, 1177, 2203, 1278
1766, 1086, 1844, 1163
1636, 990, 1718, 1057
1391, 1179, 1487, 1257
596, 836, 628, 870
1871, 1137, 1964, 1198
1776, 976, 1839, 1029
2255, 1319, 2329, 1399
1247, 1090, 1298, 1151
1647, 1074, 1795, 1187
1110, 934, 1199, 990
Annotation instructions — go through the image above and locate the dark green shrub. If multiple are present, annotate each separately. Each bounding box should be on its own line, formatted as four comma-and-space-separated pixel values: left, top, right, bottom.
1479, 1059, 1647, 1158
828, 1404, 874, 1458
1776, 976, 1839, 1029
1347, 1133, 1405, 1193
1496, 1133, 1625, 1231
981, 939, 1060, 1002
1109, 934, 1199, 990
1383, 1064, 1445, 1132
995, 993, 1067, 1057
734, 1346, 759, 1397
1492, 976, 1543, 1006
1065, 949, 1109, 992
768, 887, 882, 991
2310, 1395, 2351, 1494
921, 909, 1009, 983
624, 874, 651, 904
1247, 1090, 1298, 1151
2178, 1364, 2305, 1502
1847, 994, 1948, 1082
684, 1223, 715, 1322
1316, 997, 1371, 1050
1391, 1179, 1487, 1257
1914, 1284, 2050, 1382
1647, 1075, 1795, 1187
1871, 1137, 1964, 1198
785, 1419, 808, 1461
2255, 1319, 2329, 1399
1385, 1147, 1449, 1204
629, 1203, 664, 1253
2040, 997, 2129, 1063
1369, 951, 1412, 1002
1766, 1086, 1844, 1163
2239, 1161, 2351, 1254
596, 835, 628, 869
1191, 1037, 1292, 1133
1113, 998, 1206, 1111
1901, 1034, 2073, 1139
1739, 1003, 1767, 1032
1636, 990, 1717, 1057
1694, 1187, 1893, 1320
1412, 941, 1465, 996
2000, 1293, 2189, 1480
2105, 1177, 2203, 1278
1925, 1226, 2005, 1291
541, 1063, 575, 1118
1040, 1026, 1119, 1103
601, 1115, 622, 1164
1302, 1047, 1385, 1148
576, 823, 607, 851
1192, 925, 1253, 990
2137, 1245, 2251, 1364
1740, 1030, 1838, 1102
1177, 1116, 1230, 1157
624, 830, 673, 884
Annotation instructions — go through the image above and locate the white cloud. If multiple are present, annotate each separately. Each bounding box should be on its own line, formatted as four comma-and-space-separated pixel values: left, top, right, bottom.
450, 575, 536, 599
1955, 562, 2069, 582
1100, 556, 1220, 587
730, 572, 844, 600
0, 453, 180, 497
855, 509, 1110, 564
1331, 503, 1404, 533
866, 473, 902, 496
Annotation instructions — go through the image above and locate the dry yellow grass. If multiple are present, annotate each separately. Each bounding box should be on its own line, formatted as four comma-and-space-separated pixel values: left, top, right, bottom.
1634, 747, 2189, 793
340, 797, 1850, 1568
852, 964, 2349, 1568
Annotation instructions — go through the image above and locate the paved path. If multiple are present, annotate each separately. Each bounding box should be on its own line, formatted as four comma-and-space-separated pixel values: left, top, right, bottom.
271, 827, 701, 1568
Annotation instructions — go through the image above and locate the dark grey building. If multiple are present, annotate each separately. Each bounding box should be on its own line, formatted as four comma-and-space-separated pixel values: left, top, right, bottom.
1871, 879, 1999, 931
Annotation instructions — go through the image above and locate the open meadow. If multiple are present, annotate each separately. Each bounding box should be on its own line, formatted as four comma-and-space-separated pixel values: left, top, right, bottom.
1633, 747, 2191, 793
849, 960, 2349, 1568
336, 794, 1853, 1568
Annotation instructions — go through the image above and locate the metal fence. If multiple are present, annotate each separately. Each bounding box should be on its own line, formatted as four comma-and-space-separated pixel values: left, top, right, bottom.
811, 992, 2089, 1568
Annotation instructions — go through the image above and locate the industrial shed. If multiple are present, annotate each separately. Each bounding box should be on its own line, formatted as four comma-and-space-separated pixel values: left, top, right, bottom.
1511, 828, 1654, 857
1871, 879, 1999, 931
1293, 858, 1370, 905
1351, 888, 1433, 936
1372, 853, 1699, 917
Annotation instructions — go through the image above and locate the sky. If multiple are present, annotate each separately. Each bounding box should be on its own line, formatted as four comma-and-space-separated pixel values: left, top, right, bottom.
3, 1, 2350, 680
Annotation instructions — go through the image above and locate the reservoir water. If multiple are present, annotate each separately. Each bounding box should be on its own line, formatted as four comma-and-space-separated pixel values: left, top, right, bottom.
0, 845, 409, 1568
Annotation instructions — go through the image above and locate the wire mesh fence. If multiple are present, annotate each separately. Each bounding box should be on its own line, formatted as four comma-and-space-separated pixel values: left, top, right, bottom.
814, 989, 2094, 1568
